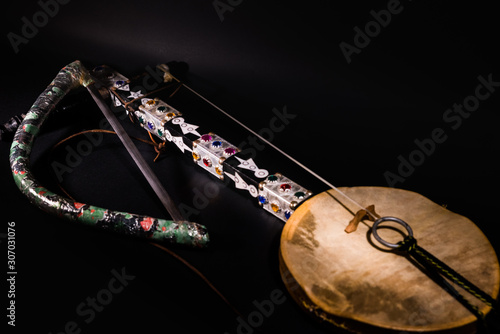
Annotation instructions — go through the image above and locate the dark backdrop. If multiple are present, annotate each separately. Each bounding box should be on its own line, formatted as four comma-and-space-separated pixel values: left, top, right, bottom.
1, 1, 499, 333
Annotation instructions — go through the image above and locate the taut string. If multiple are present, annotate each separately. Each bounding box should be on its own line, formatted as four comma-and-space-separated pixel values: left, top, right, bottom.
174, 78, 377, 220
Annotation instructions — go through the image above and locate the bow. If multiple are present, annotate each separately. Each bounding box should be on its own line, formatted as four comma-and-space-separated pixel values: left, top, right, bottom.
9, 59, 317, 247
9, 60, 209, 248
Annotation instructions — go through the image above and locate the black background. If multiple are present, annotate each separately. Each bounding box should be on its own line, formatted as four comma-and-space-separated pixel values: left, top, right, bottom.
1, 1, 499, 333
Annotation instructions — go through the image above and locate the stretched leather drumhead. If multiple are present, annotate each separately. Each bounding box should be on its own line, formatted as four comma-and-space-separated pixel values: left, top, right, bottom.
280, 187, 499, 333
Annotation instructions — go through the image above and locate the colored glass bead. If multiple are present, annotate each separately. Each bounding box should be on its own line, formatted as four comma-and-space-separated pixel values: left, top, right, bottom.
258, 195, 267, 204
271, 202, 280, 213
203, 158, 212, 167
147, 121, 155, 131
215, 166, 223, 175
157, 129, 163, 137
157, 106, 167, 113
115, 80, 125, 86
280, 183, 292, 192
212, 140, 222, 148
294, 191, 306, 199
224, 147, 236, 156
138, 116, 145, 124
201, 134, 212, 142
146, 100, 156, 106
192, 151, 200, 160
166, 112, 176, 119
284, 210, 292, 220
267, 175, 278, 182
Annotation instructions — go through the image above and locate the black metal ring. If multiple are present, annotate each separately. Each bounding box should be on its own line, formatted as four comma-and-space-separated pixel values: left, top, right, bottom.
371, 216, 413, 249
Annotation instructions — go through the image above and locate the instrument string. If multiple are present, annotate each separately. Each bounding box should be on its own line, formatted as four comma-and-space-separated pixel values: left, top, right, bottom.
179, 81, 378, 219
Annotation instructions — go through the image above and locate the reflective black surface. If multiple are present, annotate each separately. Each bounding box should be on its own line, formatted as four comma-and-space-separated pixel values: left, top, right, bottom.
1, 1, 499, 333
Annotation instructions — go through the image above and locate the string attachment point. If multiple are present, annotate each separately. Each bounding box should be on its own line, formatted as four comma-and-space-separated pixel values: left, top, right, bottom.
345, 204, 379, 233
371, 216, 414, 248
371, 216, 497, 323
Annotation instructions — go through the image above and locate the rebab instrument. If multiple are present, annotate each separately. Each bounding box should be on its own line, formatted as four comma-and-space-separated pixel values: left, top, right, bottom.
8, 61, 499, 333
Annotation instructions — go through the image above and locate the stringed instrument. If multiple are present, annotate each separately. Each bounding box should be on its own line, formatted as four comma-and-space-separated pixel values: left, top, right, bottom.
9, 61, 499, 333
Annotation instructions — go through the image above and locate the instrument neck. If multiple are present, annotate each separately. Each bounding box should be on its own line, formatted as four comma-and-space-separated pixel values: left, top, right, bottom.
93, 64, 314, 222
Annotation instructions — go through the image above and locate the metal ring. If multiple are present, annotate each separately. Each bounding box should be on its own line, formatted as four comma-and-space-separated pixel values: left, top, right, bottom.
371, 216, 413, 249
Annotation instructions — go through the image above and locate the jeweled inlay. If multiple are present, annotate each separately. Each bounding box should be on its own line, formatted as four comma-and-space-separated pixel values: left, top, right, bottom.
271, 202, 280, 213
279, 184, 292, 192
201, 134, 212, 142
203, 157, 212, 167
257, 172, 311, 222
267, 175, 279, 183
224, 147, 236, 156
294, 191, 306, 199
212, 140, 222, 148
